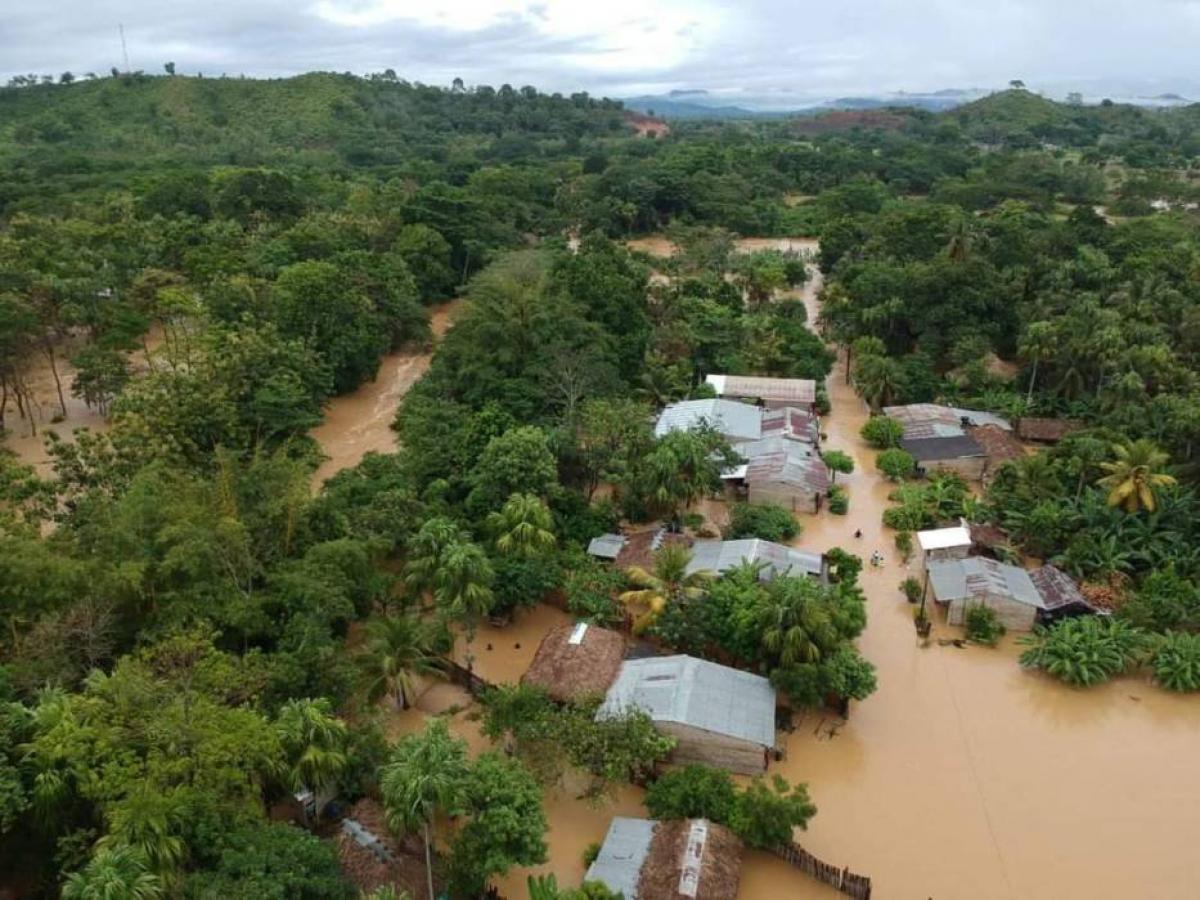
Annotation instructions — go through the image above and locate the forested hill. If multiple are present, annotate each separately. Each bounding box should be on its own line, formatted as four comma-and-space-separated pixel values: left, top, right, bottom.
0, 72, 627, 207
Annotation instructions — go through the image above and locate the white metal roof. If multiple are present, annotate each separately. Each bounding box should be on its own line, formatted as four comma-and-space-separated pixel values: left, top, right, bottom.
927, 557, 1044, 608
706, 373, 816, 405
655, 399, 763, 441
585, 817, 655, 900
687, 538, 824, 579
597, 655, 777, 747
587, 533, 627, 559
917, 526, 972, 551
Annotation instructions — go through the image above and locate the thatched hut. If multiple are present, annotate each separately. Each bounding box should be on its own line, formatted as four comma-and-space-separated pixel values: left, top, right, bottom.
585, 817, 743, 900
521, 622, 626, 703
1016, 417, 1083, 443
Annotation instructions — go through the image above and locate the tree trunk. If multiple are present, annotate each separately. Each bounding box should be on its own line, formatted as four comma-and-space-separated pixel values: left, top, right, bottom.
42, 340, 67, 419
1025, 357, 1038, 405
424, 821, 435, 900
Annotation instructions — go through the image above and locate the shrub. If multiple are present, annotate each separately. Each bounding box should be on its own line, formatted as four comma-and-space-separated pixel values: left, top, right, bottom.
827, 485, 849, 515
964, 604, 1005, 647
860, 416, 903, 449
1019, 617, 1145, 686
894, 530, 913, 561
825, 547, 861, 584
821, 449, 854, 482
900, 576, 922, 604
876, 448, 915, 481
645, 766, 738, 824
582, 842, 602, 868
563, 555, 625, 626
1149, 632, 1200, 692
724, 503, 800, 542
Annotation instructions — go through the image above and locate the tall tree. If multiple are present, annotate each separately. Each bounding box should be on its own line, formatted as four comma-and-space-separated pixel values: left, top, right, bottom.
1097, 440, 1176, 513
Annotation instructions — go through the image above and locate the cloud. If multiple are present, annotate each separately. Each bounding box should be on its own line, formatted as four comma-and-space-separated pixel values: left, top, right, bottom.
4, 0, 1200, 99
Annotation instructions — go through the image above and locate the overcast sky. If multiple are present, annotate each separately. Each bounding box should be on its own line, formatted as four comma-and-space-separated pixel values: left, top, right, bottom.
6, 0, 1200, 101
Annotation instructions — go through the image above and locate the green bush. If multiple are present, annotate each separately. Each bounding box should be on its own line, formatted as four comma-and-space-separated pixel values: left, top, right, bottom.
1149, 632, 1200, 692
582, 841, 602, 868
827, 485, 849, 515
724, 503, 800, 542
876, 448, 915, 481
900, 577, 922, 604
894, 530, 914, 561
964, 604, 1005, 646
645, 766, 738, 824
860, 416, 904, 449
1019, 617, 1145, 686
821, 449, 854, 482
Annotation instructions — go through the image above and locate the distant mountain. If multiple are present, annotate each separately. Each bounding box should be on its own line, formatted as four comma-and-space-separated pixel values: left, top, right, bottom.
622, 87, 992, 119
621, 95, 769, 119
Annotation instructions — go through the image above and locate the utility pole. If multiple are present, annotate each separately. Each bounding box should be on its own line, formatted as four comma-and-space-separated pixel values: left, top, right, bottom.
118, 24, 130, 73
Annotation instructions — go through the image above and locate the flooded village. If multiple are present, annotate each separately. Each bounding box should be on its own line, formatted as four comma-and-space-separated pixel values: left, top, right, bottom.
6, 237, 1200, 899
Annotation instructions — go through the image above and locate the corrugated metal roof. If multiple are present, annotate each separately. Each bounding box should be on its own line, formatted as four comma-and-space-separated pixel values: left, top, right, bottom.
760, 407, 820, 443
884, 404, 1011, 440
900, 435, 984, 462
927, 557, 1044, 608
706, 374, 816, 405
587, 533, 627, 559
655, 400, 763, 441
952, 408, 1012, 431
733, 435, 819, 462
687, 538, 823, 579
598, 655, 777, 747
1029, 565, 1093, 612
585, 817, 656, 900
744, 452, 831, 495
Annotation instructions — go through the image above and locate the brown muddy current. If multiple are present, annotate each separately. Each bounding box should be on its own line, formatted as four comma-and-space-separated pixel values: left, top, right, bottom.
6, 245, 1200, 898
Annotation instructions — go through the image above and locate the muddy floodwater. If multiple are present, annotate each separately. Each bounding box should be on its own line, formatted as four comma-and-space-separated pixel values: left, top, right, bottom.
626, 234, 819, 258
309, 300, 461, 486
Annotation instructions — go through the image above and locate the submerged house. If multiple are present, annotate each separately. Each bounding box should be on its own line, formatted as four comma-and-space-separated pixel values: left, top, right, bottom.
597, 655, 777, 775
522, 622, 626, 703
927, 557, 1095, 631
884, 404, 1013, 481
705, 373, 817, 414
655, 399, 766, 443
586, 817, 743, 900
742, 446, 831, 513
915, 524, 973, 563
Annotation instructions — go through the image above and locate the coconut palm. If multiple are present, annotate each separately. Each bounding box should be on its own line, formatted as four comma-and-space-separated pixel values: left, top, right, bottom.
754, 576, 840, 667
853, 353, 904, 411
96, 788, 185, 876
1018, 320, 1055, 403
380, 718, 469, 900
403, 517, 467, 598
274, 698, 349, 796
488, 492, 556, 557
62, 848, 163, 900
618, 544, 714, 634
1097, 439, 1176, 513
431, 541, 494, 630
357, 614, 448, 710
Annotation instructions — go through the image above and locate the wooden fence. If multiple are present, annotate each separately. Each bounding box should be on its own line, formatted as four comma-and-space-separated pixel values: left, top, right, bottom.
444, 659, 492, 697
771, 842, 872, 900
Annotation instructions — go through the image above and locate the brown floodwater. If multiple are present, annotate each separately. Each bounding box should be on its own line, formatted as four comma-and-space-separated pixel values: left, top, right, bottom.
626, 235, 820, 259
309, 300, 462, 487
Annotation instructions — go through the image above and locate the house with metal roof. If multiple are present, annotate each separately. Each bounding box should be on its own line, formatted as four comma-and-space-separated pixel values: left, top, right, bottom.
900, 434, 987, 480
598, 655, 777, 774
927, 556, 1045, 631
884, 404, 1012, 481
705, 373, 817, 413
655, 399, 765, 442
687, 538, 826, 581
586, 817, 743, 900
916, 524, 973, 562
1028, 565, 1098, 619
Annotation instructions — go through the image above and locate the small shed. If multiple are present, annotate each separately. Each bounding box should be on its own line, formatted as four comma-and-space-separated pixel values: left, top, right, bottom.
587, 533, 627, 561
900, 435, 986, 480
706, 373, 817, 414
597, 655, 777, 774
1029, 565, 1098, 620
928, 557, 1044, 631
522, 623, 626, 703
916, 525, 972, 562
688, 538, 826, 582
1016, 417, 1083, 443
586, 817, 743, 900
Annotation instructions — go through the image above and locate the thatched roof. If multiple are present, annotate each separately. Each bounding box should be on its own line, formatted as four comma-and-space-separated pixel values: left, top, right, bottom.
336, 799, 434, 897
637, 819, 743, 900
968, 521, 1011, 552
522, 623, 626, 702
615, 529, 691, 571
1017, 417, 1084, 442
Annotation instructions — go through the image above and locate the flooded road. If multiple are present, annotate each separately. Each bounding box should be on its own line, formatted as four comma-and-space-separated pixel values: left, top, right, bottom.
309, 300, 461, 486
626, 234, 819, 258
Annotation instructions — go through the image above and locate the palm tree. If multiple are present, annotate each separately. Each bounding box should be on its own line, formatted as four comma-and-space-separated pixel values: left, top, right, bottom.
945, 218, 973, 263
403, 517, 467, 599
1019, 320, 1055, 404
96, 789, 185, 877
274, 698, 349, 799
618, 544, 714, 634
62, 848, 163, 900
380, 718, 469, 900
853, 353, 904, 411
356, 614, 448, 710
431, 541, 494, 630
488, 492, 556, 557
1097, 439, 1176, 513
755, 576, 839, 668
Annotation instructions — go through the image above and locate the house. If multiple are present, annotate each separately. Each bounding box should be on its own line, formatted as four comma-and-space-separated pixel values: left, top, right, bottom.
522, 622, 627, 703
687, 538, 826, 581
916, 524, 973, 563
655, 399, 765, 442
705, 373, 817, 414
336, 799, 432, 897
743, 448, 831, 513
1016, 417, 1083, 443
885, 404, 1013, 481
597, 655, 777, 774
927, 556, 1045, 631
900, 434, 987, 480
969, 423, 1026, 478
586, 528, 691, 569
586, 817, 743, 900
1029, 565, 1098, 620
